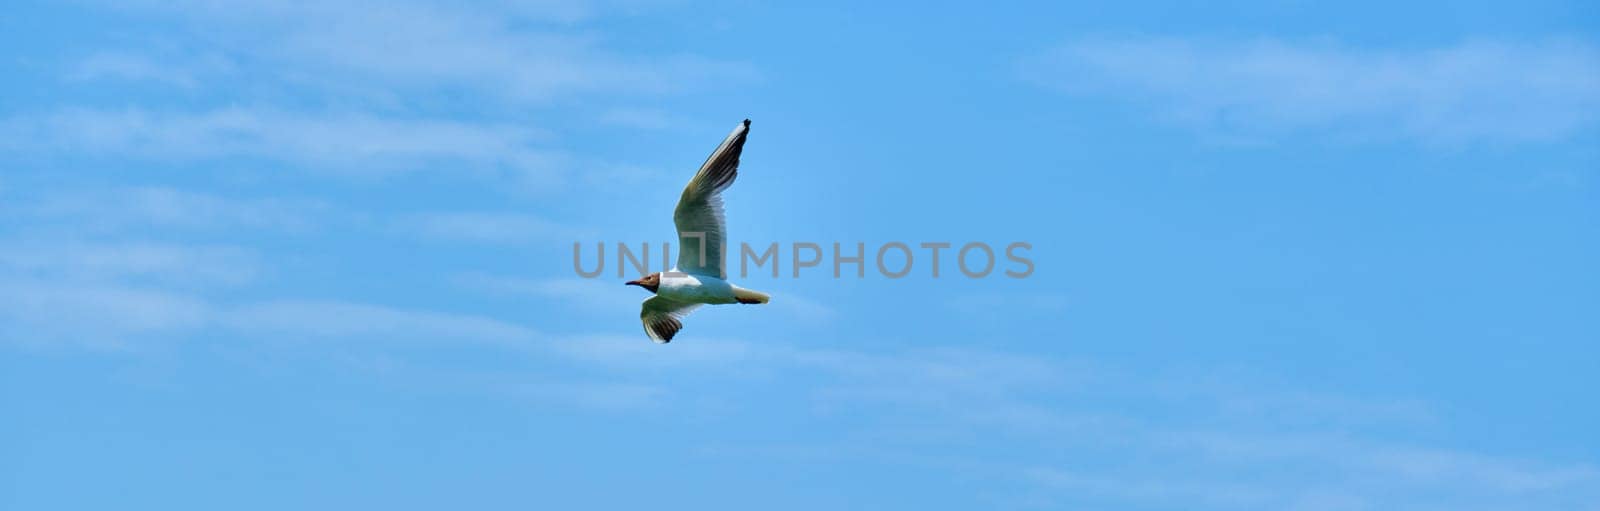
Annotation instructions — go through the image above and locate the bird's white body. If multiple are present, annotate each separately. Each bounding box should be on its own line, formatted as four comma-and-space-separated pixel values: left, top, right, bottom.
659, 271, 737, 305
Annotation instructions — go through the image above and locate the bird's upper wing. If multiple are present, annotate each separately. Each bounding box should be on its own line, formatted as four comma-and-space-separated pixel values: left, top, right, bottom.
674, 119, 750, 279
640, 295, 702, 343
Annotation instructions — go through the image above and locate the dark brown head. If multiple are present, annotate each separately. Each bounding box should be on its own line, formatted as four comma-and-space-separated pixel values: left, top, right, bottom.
624, 272, 661, 293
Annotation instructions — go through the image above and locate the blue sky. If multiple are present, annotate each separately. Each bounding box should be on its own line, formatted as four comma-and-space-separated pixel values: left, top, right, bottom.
2, 1, 1598, 509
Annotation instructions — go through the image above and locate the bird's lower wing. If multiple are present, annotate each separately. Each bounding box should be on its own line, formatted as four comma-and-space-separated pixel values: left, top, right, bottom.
640, 295, 703, 343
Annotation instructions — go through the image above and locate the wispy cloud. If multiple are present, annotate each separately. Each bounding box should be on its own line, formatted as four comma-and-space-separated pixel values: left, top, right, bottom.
0, 108, 555, 177
19, 1, 747, 188
1094, 431, 1600, 509
6, 244, 1589, 510
88, 0, 755, 104
767, 292, 837, 321
403, 211, 587, 244
0, 280, 208, 349
597, 107, 679, 130
1023, 37, 1600, 144
510, 380, 670, 411
546, 334, 761, 369
0, 240, 259, 288
453, 273, 636, 311
1026, 467, 1274, 507
16, 186, 331, 234
522, 333, 1600, 508
946, 291, 1068, 316
220, 300, 540, 347
65, 51, 233, 89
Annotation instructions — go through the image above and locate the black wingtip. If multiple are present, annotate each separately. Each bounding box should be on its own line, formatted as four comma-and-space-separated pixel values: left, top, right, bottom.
742, 118, 751, 127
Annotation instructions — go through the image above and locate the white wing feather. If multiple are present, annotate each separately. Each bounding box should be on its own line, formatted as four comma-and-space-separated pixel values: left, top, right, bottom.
674, 119, 750, 279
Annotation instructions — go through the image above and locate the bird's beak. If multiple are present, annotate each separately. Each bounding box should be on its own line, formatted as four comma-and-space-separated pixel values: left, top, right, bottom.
624, 280, 641, 287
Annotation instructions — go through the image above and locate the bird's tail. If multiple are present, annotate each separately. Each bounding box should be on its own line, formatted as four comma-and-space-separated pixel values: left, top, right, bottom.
733, 287, 770, 304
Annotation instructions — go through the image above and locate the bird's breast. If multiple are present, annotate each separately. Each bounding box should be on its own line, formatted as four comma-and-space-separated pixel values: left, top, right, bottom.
659, 272, 737, 304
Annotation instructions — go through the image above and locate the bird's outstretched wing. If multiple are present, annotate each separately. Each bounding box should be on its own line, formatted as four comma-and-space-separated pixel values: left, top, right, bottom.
640, 295, 703, 343
674, 119, 750, 279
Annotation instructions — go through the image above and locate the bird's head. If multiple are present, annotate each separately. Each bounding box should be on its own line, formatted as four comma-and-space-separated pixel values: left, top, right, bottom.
624, 272, 662, 293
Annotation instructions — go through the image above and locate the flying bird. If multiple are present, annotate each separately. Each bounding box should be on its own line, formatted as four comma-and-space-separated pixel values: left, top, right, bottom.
625, 119, 769, 343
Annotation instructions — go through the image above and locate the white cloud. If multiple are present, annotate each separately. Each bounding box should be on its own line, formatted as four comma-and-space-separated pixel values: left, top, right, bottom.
0, 108, 555, 177
91, 0, 754, 104
3, 254, 1588, 509
1024, 37, 1600, 144
1026, 468, 1274, 507
24, 1, 744, 186
793, 346, 1070, 394
947, 292, 1068, 315
453, 273, 636, 312
403, 212, 587, 244
598, 107, 678, 130
546, 333, 760, 369
768, 292, 837, 322
20, 187, 331, 233
67, 52, 198, 88
0, 280, 208, 349
1130, 431, 1600, 508
221, 299, 540, 346
512, 380, 670, 411
524, 334, 1600, 508
0, 291, 547, 350
0, 240, 259, 288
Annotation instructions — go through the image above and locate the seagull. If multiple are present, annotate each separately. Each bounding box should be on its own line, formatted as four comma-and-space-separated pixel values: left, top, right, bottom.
625, 119, 769, 343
